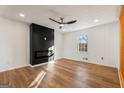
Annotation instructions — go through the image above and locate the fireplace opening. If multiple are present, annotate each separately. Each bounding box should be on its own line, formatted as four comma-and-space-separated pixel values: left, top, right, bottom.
35, 50, 54, 59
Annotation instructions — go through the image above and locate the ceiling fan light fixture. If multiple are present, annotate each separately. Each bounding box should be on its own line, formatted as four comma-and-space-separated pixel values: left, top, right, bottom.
60, 24, 64, 27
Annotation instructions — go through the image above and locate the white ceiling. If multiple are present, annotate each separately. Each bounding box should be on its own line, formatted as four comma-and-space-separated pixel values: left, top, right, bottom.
0, 5, 120, 32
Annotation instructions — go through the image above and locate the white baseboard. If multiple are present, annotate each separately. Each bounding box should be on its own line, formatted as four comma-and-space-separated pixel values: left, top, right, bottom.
0, 64, 30, 73
0, 60, 56, 72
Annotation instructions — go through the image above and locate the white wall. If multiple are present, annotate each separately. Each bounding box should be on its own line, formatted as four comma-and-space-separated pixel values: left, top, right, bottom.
0, 17, 30, 72
0, 17, 63, 72
63, 21, 120, 68
54, 30, 63, 59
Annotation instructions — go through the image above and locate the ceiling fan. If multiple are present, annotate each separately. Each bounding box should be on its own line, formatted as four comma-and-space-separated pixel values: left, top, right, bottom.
49, 17, 77, 29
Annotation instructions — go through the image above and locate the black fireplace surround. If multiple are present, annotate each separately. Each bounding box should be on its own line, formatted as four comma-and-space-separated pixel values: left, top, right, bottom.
30, 23, 54, 65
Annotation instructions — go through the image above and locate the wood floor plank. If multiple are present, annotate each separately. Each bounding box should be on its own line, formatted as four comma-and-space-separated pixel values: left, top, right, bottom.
0, 58, 120, 88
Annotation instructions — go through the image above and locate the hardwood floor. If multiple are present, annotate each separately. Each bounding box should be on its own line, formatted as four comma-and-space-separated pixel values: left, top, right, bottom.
0, 58, 120, 88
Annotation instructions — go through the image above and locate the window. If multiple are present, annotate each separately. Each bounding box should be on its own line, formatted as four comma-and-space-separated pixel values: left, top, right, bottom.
78, 35, 88, 52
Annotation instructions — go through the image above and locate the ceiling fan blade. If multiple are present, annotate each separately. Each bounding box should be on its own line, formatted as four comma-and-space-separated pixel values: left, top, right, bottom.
49, 18, 61, 24
64, 20, 77, 24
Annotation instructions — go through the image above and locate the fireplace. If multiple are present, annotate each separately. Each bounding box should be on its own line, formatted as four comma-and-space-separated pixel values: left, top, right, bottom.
30, 23, 54, 65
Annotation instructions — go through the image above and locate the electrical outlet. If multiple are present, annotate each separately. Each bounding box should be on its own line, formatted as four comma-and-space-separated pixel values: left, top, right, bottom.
82, 58, 88, 60
101, 57, 104, 60
86, 58, 88, 60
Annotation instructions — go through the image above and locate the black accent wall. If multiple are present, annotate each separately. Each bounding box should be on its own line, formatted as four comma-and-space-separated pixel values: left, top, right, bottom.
30, 23, 54, 65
